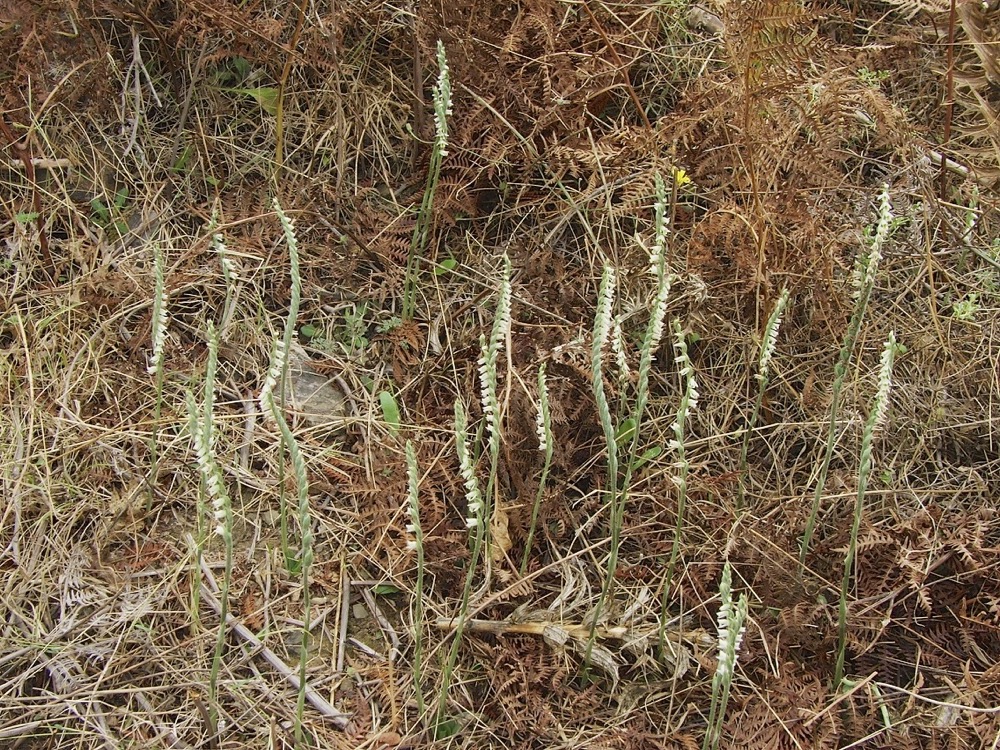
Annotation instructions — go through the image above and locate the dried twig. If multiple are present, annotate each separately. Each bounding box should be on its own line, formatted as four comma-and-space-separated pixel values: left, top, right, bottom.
198, 579, 353, 731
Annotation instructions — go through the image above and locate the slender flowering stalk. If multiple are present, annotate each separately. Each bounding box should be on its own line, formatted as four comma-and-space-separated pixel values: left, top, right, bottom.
703, 563, 748, 750
263, 380, 313, 744
738, 287, 789, 509
584, 264, 620, 667
434, 398, 487, 733
212, 223, 240, 335
659, 319, 697, 654
263, 200, 312, 744
478, 254, 512, 551
521, 363, 553, 574
404, 441, 425, 718
835, 332, 900, 688
404, 40, 452, 320
801, 185, 893, 568
185, 322, 233, 730
146, 242, 169, 510
757, 288, 788, 380
262, 199, 302, 571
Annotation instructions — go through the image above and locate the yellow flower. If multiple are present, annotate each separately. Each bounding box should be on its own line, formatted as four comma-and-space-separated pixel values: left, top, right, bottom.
673, 167, 692, 187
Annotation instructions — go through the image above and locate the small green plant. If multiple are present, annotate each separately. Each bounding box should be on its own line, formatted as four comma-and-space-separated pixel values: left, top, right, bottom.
339, 302, 370, 355
857, 67, 890, 88
403, 40, 452, 321
801, 185, 893, 569
952, 293, 979, 322
90, 187, 130, 235
379, 389, 402, 435
703, 562, 748, 750
835, 332, 901, 688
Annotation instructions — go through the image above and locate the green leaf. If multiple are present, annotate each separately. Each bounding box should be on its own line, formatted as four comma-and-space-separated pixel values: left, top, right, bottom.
231, 56, 250, 80
372, 583, 401, 595
15, 212, 39, 223
300, 324, 319, 340
171, 144, 193, 172
434, 257, 458, 275
225, 86, 279, 115
633, 446, 663, 471
90, 198, 111, 224
379, 390, 401, 434
433, 718, 460, 740
615, 418, 636, 447
113, 187, 129, 210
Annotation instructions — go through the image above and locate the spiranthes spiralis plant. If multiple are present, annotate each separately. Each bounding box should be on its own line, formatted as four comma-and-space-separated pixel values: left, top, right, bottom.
702, 562, 748, 750
588, 173, 676, 667
432, 258, 510, 734
477, 253, 512, 564
146, 241, 169, 512
621, 171, 674, 484
624, 173, 677, 655
800, 185, 893, 569
434, 397, 486, 737
260, 199, 313, 746
659, 318, 699, 652
184, 321, 233, 735
520, 362, 553, 575
737, 286, 789, 510
834, 332, 901, 688
260, 198, 303, 573
404, 440, 426, 720
583, 263, 619, 668
403, 40, 452, 321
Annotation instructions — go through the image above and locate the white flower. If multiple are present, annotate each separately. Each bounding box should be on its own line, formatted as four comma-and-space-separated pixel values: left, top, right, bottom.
259, 335, 289, 416
147, 249, 169, 375
594, 266, 616, 350
536, 406, 547, 453
611, 318, 629, 380
759, 288, 789, 378
871, 332, 897, 430
687, 375, 700, 413
433, 41, 453, 155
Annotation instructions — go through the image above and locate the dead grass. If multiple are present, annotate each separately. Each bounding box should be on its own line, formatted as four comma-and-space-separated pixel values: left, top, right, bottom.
1, 0, 999, 748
